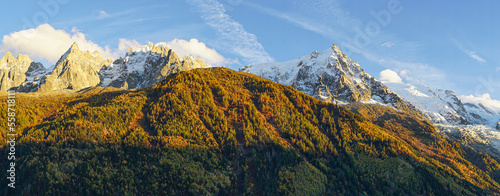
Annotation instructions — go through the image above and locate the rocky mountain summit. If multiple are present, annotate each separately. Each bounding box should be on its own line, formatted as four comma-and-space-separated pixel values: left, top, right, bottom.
99, 42, 208, 89
0, 42, 210, 92
0, 52, 44, 91
241, 44, 422, 117
36, 42, 112, 92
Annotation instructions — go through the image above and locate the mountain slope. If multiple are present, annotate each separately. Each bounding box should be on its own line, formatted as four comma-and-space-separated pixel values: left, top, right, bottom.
241, 44, 423, 120
2, 68, 500, 195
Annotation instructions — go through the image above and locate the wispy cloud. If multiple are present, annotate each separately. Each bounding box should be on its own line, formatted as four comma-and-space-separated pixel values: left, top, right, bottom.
103, 16, 171, 27
468, 51, 486, 63
241, 2, 343, 40
381, 41, 394, 48
291, 0, 362, 34
451, 38, 486, 63
98, 11, 110, 19
52, 5, 162, 27
186, 0, 274, 64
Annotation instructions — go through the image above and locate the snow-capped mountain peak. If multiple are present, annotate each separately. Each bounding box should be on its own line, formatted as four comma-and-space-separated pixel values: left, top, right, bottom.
384, 82, 500, 132
98, 42, 209, 89
241, 43, 421, 117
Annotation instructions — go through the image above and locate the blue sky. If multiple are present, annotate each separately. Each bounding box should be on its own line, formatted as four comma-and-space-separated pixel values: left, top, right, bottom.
1, 0, 500, 107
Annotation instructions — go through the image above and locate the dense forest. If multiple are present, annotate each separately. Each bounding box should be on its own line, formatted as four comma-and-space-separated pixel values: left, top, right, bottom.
1, 67, 500, 195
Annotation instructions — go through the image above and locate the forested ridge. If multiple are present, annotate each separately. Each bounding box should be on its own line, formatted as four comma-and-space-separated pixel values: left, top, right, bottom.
1, 67, 500, 195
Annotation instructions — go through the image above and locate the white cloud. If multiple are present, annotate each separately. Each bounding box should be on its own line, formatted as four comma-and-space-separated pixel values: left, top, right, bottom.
381, 41, 394, 48
379, 69, 403, 84
468, 51, 486, 63
0, 24, 230, 67
98, 10, 111, 19
459, 93, 500, 113
160, 38, 228, 66
0, 24, 120, 63
117, 38, 142, 54
186, 0, 274, 64
451, 38, 486, 63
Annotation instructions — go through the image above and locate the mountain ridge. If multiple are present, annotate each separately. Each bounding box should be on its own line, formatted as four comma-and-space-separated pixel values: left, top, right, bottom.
0, 41, 210, 92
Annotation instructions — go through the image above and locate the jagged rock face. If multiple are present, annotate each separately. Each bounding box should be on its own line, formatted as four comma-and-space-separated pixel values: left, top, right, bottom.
99, 42, 209, 89
435, 89, 470, 125
463, 103, 492, 123
25, 61, 46, 79
241, 44, 421, 117
38, 43, 111, 91
0, 52, 43, 91
497, 121, 500, 130
16, 62, 46, 92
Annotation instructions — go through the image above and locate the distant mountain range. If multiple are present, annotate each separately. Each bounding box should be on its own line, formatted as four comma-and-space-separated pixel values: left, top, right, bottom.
0, 42, 209, 93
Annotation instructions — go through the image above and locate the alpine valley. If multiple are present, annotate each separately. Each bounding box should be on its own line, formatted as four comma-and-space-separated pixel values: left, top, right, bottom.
2, 42, 500, 195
